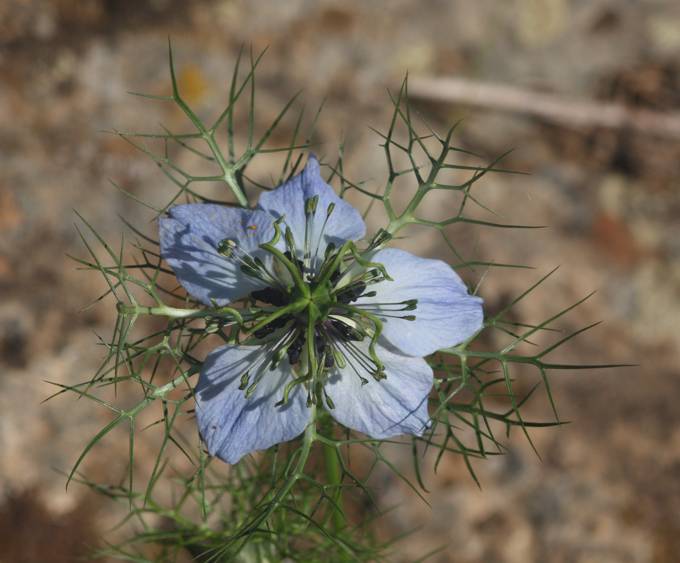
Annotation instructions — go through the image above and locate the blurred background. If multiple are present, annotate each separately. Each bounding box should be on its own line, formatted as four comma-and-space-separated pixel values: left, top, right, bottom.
1, 1, 680, 561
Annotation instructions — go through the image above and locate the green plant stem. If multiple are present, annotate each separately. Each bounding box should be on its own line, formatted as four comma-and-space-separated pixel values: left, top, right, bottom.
117, 303, 245, 323
236, 410, 317, 545
118, 303, 203, 318
204, 135, 249, 208
322, 416, 345, 531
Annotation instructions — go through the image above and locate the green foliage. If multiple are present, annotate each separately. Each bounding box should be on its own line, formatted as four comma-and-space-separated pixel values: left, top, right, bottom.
52, 43, 622, 561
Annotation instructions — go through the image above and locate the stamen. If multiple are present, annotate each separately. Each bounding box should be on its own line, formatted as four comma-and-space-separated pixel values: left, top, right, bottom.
327, 323, 380, 383
269, 330, 298, 370
329, 263, 343, 286
346, 245, 393, 283
252, 313, 291, 339
323, 388, 336, 409
303, 195, 319, 273
238, 371, 250, 390
314, 327, 336, 369
336, 268, 386, 294
377, 313, 416, 321
352, 298, 418, 312
366, 228, 393, 251
341, 338, 378, 374
305, 195, 320, 216
329, 317, 365, 341
245, 327, 303, 399
240, 342, 278, 398
332, 337, 370, 385
287, 331, 305, 365
252, 256, 280, 286
333, 303, 386, 377
350, 308, 417, 321
335, 280, 367, 303
325, 242, 337, 261
217, 238, 279, 286
283, 227, 295, 254
332, 346, 347, 369
250, 287, 289, 307
312, 203, 336, 272
315, 240, 352, 287
259, 233, 310, 297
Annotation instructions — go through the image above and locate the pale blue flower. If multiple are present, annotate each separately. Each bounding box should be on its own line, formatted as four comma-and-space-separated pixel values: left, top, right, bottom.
160, 155, 483, 463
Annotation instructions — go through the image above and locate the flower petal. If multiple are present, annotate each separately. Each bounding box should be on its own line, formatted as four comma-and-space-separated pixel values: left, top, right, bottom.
257, 155, 366, 270
355, 248, 483, 356
325, 340, 432, 438
159, 204, 275, 305
195, 344, 312, 464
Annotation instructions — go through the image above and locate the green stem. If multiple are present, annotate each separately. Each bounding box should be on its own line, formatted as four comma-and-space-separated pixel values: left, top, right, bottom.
118, 303, 201, 317
117, 303, 245, 324
237, 410, 317, 542
205, 138, 249, 208
322, 426, 344, 531
168, 47, 249, 209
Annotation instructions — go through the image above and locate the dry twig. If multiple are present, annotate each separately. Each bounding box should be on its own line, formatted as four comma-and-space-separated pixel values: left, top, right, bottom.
409, 76, 680, 139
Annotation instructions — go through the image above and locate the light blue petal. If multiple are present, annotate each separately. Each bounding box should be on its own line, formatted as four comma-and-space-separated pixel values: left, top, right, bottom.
195, 344, 312, 464
355, 248, 483, 356
257, 155, 366, 271
159, 204, 275, 305
325, 340, 432, 438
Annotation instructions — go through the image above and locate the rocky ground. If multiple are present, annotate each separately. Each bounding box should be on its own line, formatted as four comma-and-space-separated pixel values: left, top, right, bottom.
1, 1, 680, 561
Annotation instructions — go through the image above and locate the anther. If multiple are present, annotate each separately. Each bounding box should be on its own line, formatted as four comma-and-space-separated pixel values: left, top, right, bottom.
314, 330, 325, 356
245, 380, 259, 398
311, 203, 336, 265
367, 228, 393, 250
329, 267, 343, 286
284, 228, 297, 257
403, 299, 417, 311
324, 390, 336, 409
250, 287, 288, 307
332, 348, 347, 369
336, 281, 366, 304
238, 371, 250, 391
253, 314, 290, 339
305, 195, 319, 216
283, 250, 301, 269
303, 197, 319, 273
216, 238, 237, 257
287, 332, 305, 365
372, 369, 386, 382
217, 238, 278, 285
314, 329, 335, 368
330, 319, 364, 341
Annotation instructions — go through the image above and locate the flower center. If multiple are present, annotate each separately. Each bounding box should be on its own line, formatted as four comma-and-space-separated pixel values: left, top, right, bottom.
248, 250, 371, 371
216, 197, 417, 407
